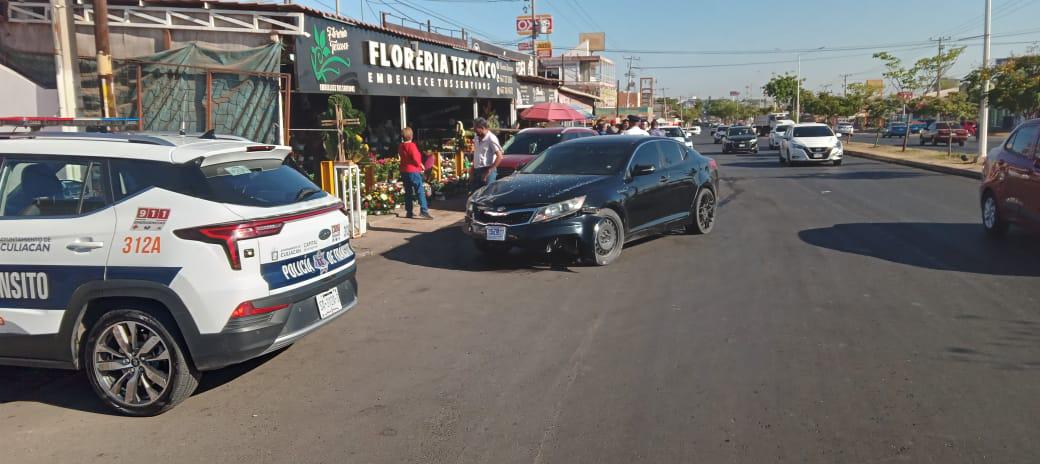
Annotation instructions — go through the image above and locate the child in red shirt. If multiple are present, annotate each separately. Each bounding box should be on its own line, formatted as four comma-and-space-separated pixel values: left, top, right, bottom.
399, 127, 432, 219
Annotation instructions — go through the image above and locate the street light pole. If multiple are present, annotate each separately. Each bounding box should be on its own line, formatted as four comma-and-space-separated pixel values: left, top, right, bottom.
795, 54, 801, 123
978, 0, 992, 162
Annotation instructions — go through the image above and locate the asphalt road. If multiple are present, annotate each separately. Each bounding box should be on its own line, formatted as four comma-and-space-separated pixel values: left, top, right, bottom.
848, 130, 1004, 154
3, 135, 1039, 463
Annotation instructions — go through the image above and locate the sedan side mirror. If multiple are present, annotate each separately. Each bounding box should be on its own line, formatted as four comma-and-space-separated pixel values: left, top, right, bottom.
632, 164, 656, 176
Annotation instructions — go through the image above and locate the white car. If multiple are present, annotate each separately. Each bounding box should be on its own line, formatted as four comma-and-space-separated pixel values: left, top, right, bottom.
768, 123, 793, 150
660, 126, 693, 147
835, 122, 855, 136
0, 131, 358, 415
779, 123, 844, 166
685, 126, 702, 136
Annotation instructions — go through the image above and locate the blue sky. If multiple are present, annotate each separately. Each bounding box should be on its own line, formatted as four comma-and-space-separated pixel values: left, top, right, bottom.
310, 0, 1039, 99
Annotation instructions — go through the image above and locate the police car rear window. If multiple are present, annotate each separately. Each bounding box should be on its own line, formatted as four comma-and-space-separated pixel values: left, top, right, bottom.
112, 158, 325, 207
200, 159, 327, 207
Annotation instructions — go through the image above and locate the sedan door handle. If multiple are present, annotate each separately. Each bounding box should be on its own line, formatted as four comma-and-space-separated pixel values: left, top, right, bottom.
659, 175, 669, 183
67, 238, 105, 252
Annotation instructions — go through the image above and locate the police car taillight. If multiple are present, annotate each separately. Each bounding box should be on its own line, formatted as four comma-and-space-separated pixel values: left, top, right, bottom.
230, 301, 289, 319
174, 205, 343, 270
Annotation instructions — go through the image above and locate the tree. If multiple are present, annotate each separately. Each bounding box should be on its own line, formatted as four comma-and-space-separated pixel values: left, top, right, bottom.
866, 95, 904, 146
842, 82, 876, 118
762, 73, 801, 112
915, 46, 966, 96
912, 92, 977, 120
969, 55, 1040, 118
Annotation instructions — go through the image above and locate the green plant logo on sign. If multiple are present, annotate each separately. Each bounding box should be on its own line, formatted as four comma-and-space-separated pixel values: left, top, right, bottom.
310, 25, 351, 83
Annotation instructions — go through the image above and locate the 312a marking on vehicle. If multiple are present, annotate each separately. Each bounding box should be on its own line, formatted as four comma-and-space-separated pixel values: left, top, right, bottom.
122, 236, 161, 254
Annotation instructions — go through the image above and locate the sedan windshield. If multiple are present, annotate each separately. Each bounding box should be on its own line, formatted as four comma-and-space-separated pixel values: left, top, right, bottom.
662, 127, 685, 137
503, 132, 563, 155
728, 127, 753, 136
775, 125, 791, 133
521, 143, 630, 176
792, 126, 834, 137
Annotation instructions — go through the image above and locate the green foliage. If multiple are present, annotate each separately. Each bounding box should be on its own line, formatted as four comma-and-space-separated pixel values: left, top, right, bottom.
866, 95, 905, 125
912, 92, 978, 120
322, 94, 368, 162
762, 73, 802, 111
980, 55, 1040, 118
873, 48, 966, 98
310, 25, 351, 83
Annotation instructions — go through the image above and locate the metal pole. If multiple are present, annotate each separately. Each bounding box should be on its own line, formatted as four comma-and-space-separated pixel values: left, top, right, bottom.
795, 55, 801, 124
530, 0, 537, 77
978, 0, 992, 162
93, 0, 118, 118
335, 0, 339, 15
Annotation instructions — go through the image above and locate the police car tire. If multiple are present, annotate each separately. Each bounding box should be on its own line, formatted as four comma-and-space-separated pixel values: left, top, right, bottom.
84, 309, 200, 416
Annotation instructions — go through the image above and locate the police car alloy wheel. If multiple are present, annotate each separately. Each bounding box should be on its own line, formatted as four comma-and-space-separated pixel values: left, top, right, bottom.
85, 309, 199, 416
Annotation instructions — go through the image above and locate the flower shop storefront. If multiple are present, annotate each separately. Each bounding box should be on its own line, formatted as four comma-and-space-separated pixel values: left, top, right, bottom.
292, 14, 513, 216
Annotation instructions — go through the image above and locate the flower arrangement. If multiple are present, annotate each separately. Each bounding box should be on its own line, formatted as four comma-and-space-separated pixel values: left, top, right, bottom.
362, 181, 405, 215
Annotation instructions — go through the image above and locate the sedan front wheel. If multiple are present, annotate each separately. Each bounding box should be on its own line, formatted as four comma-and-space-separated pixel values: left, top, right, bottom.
582, 209, 624, 266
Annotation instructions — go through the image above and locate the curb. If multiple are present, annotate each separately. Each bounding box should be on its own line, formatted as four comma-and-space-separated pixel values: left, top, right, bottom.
845, 149, 982, 180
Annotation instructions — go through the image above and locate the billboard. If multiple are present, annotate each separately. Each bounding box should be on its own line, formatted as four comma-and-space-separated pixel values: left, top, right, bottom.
579, 32, 605, 52
535, 41, 553, 58
295, 16, 509, 99
472, 38, 536, 77
516, 14, 553, 36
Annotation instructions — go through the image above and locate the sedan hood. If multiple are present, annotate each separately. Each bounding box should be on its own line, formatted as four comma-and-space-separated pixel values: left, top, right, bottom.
471, 174, 612, 207
792, 136, 839, 148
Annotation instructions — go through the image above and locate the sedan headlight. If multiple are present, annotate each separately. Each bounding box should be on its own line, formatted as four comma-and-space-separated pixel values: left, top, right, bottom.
532, 196, 586, 223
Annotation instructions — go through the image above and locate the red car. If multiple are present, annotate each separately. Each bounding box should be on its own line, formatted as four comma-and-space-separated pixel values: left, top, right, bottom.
981, 119, 1040, 236
919, 121, 969, 146
496, 127, 598, 177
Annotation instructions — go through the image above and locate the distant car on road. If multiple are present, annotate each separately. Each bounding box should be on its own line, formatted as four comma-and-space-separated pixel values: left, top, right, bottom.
883, 122, 908, 138
685, 126, 702, 136
919, 121, 969, 146
980, 119, 1040, 236
722, 126, 758, 154
769, 123, 792, 149
661, 126, 693, 147
465, 136, 719, 266
779, 123, 844, 166
497, 127, 598, 177
835, 122, 855, 136
909, 120, 929, 134
713, 125, 729, 144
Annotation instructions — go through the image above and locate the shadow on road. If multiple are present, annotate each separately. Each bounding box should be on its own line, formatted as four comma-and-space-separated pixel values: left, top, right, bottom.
0, 347, 287, 415
943, 314, 1040, 371
775, 170, 934, 180
799, 222, 1040, 277
381, 225, 580, 273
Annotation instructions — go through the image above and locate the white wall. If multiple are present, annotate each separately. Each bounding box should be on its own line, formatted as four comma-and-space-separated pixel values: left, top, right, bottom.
0, 63, 59, 117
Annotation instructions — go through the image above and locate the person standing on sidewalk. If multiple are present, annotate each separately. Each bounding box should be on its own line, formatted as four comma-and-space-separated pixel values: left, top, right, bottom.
623, 115, 649, 136
399, 127, 433, 219
469, 118, 503, 193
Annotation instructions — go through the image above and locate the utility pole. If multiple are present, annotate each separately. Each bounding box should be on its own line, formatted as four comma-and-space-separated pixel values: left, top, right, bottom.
93, 0, 117, 118
623, 56, 640, 92
529, 0, 537, 77
840, 73, 852, 96
659, 87, 670, 120
929, 35, 951, 96
51, 0, 81, 125
978, 0, 992, 162
795, 54, 801, 123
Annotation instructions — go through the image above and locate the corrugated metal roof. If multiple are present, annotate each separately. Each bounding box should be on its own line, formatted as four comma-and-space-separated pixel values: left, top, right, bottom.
108, 0, 501, 55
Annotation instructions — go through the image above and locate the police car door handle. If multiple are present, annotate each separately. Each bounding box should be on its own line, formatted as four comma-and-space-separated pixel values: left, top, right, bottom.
67, 238, 105, 252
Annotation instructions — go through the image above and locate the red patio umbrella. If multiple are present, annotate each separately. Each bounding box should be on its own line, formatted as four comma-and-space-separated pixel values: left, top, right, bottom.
519, 102, 587, 122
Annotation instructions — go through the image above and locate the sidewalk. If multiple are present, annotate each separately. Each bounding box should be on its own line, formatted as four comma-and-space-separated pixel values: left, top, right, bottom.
350, 196, 467, 259
844, 141, 983, 179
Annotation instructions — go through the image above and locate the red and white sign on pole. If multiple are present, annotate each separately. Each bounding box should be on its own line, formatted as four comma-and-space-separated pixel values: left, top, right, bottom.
897, 91, 914, 102
518, 42, 533, 51
516, 14, 553, 36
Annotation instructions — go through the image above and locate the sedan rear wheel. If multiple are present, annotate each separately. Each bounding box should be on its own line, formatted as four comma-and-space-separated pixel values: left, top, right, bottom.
686, 188, 717, 235
582, 209, 624, 266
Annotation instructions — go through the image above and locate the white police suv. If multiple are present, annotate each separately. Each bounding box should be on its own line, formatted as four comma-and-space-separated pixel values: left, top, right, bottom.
0, 131, 358, 415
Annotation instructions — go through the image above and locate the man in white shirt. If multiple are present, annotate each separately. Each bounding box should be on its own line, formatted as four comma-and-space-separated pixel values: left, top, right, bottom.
622, 115, 649, 136
469, 118, 503, 192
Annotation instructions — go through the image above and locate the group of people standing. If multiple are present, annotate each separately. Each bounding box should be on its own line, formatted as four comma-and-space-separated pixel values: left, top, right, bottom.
396, 118, 503, 220
593, 115, 665, 137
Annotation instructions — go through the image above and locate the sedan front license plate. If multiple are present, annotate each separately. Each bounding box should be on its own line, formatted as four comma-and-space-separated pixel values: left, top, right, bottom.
738, 143, 746, 147
486, 225, 507, 241
316, 287, 342, 319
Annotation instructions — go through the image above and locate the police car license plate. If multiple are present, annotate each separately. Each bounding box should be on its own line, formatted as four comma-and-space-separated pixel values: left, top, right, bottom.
316, 287, 342, 319
486, 225, 506, 241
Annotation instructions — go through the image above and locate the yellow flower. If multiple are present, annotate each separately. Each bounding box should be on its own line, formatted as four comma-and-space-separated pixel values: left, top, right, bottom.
354, 134, 363, 143
362, 143, 369, 151
380, 193, 388, 200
